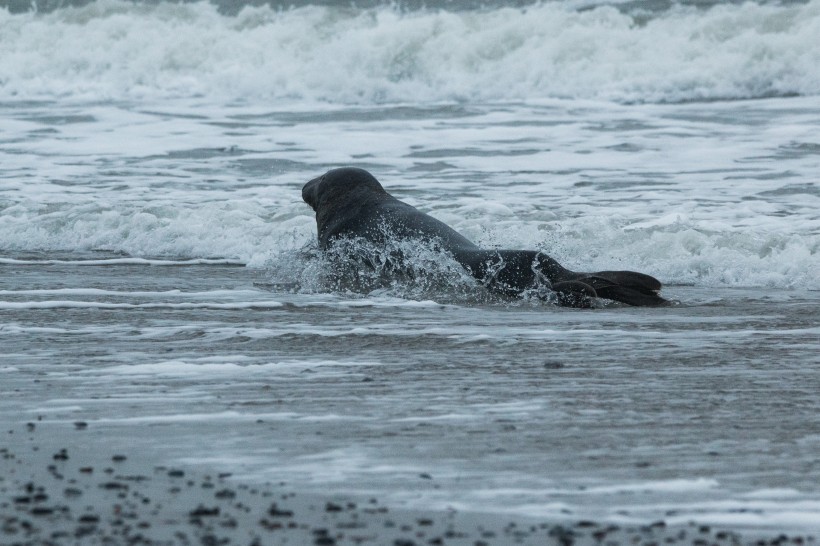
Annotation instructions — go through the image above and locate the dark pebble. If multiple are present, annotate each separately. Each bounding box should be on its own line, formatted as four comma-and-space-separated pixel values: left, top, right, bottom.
189, 505, 220, 517
258, 518, 282, 531
325, 501, 344, 512
99, 481, 128, 490
75, 525, 96, 538
268, 503, 294, 517
112, 455, 127, 462
74, 422, 88, 430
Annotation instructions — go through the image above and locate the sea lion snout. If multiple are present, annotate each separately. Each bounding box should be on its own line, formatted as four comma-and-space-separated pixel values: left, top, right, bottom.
301, 175, 323, 211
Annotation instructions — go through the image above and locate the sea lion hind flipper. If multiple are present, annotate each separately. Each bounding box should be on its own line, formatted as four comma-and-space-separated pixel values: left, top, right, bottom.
569, 271, 667, 306
584, 270, 662, 292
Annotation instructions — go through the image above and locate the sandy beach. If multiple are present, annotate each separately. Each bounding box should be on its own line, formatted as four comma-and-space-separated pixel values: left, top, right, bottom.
3, 420, 816, 546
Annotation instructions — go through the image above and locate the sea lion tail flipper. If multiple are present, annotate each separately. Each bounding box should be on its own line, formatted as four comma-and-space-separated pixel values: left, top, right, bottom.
573, 271, 668, 307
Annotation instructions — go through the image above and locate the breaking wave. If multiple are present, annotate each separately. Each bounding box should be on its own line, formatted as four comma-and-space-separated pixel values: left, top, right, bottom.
2, 0, 819, 104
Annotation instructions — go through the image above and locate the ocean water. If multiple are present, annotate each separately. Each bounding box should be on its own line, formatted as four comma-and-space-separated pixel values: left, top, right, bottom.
1, 0, 819, 535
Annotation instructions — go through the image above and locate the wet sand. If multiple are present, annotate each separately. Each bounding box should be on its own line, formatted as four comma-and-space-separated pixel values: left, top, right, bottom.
3, 422, 816, 546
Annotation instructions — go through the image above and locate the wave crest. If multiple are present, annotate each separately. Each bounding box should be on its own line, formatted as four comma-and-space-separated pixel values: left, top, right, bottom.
2, 0, 819, 103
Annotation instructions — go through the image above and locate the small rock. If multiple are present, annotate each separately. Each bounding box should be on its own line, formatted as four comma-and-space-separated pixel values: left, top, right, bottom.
189, 505, 220, 517
268, 503, 294, 517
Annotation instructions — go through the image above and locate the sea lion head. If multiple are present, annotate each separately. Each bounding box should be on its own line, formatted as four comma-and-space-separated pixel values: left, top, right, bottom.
302, 167, 386, 212
303, 167, 391, 248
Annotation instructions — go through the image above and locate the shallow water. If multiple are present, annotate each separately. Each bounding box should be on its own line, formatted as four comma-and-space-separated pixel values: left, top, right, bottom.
2, 0, 819, 535
2, 262, 819, 532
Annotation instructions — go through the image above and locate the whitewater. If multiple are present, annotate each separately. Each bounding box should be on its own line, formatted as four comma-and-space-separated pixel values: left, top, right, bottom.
1, 0, 819, 539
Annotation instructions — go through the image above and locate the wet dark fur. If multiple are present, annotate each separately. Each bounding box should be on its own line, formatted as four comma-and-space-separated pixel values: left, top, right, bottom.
303, 168, 667, 307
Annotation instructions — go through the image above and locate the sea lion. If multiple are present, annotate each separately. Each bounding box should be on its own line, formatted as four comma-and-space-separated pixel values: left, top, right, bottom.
302, 167, 667, 307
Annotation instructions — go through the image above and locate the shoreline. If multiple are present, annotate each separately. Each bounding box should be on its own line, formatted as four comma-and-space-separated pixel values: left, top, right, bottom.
2, 424, 816, 546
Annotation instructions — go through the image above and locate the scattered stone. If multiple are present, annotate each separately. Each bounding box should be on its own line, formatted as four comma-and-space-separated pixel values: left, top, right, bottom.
268, 503, 293, 517
99, 481, 128, 491
0, 443, 812, 546
189, 505, 220, 517
215, 488, 236, 500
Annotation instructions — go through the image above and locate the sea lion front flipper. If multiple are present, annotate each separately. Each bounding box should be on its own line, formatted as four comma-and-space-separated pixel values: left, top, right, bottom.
551, 280, 597, 309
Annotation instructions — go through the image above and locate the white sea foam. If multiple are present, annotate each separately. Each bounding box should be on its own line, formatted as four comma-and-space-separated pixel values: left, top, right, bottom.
1, 0, 819, 103
93, 410, 371, 423
0, 288, 260, 296
100, 358, 379, 376
583, 477, 719, 494
0, 258, 244, 266
0, 300, 284, 309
